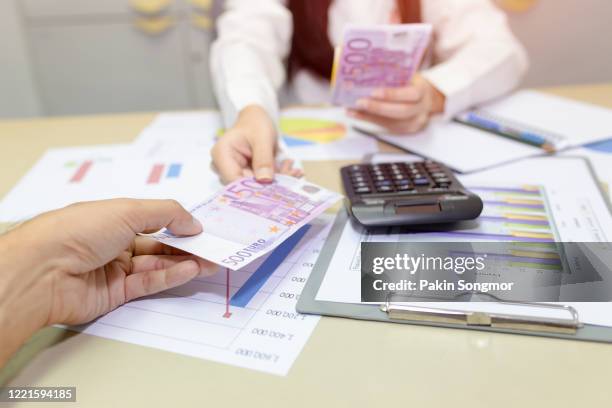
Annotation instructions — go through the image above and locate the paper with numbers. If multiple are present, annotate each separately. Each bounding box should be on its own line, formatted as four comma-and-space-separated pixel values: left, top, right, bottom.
74, 216, 333, 376
150, 175, 341, 270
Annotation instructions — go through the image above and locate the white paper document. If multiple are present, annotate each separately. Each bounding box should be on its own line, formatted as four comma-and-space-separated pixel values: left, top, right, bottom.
0, 144, 222, 222
131, 112, 221, 160
75, 216, 333, 376
372, 120, 543, 173
315, 156, 612, 327
562, 139, 612, 201
472, 90, 612, 148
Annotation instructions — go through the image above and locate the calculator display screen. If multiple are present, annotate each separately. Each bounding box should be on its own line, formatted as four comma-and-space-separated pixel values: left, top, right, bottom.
394, 203, 441, 214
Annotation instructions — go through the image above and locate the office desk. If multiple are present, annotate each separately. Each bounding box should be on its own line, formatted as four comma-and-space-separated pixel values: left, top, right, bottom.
1, 84, 612, 408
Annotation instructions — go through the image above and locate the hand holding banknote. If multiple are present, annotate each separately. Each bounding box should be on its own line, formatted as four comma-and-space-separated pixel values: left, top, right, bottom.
151, 175, 341, 270
0, 199, 215, 366
332, 24, 444, 133
347, 73, 446, 134
211, 105, 303, 184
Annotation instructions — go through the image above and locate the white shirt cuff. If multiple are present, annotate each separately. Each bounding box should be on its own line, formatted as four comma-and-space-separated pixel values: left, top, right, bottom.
421, 64, 473, 121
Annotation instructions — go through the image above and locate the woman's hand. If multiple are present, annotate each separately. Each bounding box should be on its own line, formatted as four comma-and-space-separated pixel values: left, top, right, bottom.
211, 105, 302, 184
347, 74, 446, 134
0, 199, 215, 365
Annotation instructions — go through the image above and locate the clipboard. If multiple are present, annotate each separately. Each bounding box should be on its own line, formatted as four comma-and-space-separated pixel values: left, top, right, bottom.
297, 210, 612, 344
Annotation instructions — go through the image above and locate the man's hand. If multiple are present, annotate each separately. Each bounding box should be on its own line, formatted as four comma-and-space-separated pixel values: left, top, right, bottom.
347, 74, 446, 134
211, 105, 302, 184
0, 199, 215, 365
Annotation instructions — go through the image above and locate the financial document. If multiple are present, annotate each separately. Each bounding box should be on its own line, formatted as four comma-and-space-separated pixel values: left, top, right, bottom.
372, 119, 543, 173
562, 140, 612, 201
467, 90, 612, 149
279, 107, 378, 160
315, 156, 612, 327
0, 144, 221, 222
75, 216, 333, 376
131, 112, 221, 160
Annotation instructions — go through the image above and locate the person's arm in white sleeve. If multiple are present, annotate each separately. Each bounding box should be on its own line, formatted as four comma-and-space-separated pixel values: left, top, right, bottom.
210, 0, 301, 183
211, 0, 290, 126
420, 0, 529, 119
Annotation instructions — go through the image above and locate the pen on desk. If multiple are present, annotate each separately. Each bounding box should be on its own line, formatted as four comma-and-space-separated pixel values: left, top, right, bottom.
455, 112, 556, 153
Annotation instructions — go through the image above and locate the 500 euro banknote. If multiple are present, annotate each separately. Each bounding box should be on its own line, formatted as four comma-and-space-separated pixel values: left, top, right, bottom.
331, 23, 432, 108
149, 175, 341, 270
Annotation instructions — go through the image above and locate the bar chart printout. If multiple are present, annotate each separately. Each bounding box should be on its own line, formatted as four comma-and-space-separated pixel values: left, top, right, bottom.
416, 185, 556, 242
230, 225, 312, 308
146, 162, 183, 184
395, 185, 562, 275
74, 216, 333, 376
315, 183, 569, 305
68, 160, 93, 183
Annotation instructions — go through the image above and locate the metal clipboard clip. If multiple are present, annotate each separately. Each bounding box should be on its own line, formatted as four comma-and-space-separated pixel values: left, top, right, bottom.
380, 292, 582, 335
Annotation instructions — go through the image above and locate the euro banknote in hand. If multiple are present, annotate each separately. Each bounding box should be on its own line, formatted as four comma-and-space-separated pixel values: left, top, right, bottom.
331, 24, 432, 108
149, 175, 341, 270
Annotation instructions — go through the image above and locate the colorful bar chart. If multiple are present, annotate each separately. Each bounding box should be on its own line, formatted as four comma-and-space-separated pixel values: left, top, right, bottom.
166, 163, 182, 178
69, 160, 93, 183
230, 225, 311, 308
147, 163, 182, 184
416, 185, 557, 243
147, 164, 164, 184
441, 184, 562, 272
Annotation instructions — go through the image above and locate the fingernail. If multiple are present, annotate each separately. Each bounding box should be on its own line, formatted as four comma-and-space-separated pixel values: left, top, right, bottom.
192, 216, 203, 232
372, 89, 385, 98
356, 99, 368, 109
255, 167, 273, 183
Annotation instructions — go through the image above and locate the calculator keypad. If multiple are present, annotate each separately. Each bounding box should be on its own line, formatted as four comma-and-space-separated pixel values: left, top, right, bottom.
346, 161, 455, 196
341, 161, 483, 227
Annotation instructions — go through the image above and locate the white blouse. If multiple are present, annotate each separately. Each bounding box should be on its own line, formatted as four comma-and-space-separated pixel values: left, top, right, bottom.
210, 0, 529, 126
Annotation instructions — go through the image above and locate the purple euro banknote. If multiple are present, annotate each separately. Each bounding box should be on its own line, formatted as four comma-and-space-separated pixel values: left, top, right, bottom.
149, 175, 341, 270
331, 24, 432, 108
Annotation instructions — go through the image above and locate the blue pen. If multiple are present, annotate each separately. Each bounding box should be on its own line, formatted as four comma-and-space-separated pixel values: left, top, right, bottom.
458, 112, 555, 151
466, 113, 501, 132
516, 130, 547, 145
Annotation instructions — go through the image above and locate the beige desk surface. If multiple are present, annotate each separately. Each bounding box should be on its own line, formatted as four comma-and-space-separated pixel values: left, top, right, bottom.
1, 84, 612, 407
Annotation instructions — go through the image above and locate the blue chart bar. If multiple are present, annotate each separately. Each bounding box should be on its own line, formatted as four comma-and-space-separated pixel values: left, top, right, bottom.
230, 224, 311, 307
166, 163, 182, 178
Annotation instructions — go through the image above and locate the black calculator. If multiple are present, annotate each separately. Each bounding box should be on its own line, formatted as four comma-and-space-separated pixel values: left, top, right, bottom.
341, 161, 483, 227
